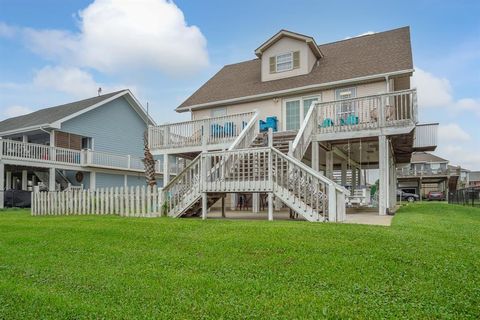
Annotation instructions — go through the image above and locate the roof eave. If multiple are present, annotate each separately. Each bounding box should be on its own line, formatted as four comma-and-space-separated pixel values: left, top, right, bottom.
176, 68, 414, 112
255, 30, 322, 58
0, 123, 58, 136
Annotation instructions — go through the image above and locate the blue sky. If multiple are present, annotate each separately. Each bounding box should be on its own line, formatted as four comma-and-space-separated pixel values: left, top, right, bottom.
0, 0, 479, 169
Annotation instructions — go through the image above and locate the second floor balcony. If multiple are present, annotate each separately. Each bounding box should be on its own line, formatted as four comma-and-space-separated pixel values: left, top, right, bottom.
0, 139, 180, 175
315, 89, 418, 136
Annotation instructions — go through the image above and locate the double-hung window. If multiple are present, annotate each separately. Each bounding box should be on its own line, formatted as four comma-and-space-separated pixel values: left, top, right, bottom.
276, 53, 293, 72
336, 87, 357, 119
270, 51, 300, 73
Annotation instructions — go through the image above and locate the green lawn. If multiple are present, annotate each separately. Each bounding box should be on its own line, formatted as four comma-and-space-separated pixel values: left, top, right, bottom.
0, 204, 479, 319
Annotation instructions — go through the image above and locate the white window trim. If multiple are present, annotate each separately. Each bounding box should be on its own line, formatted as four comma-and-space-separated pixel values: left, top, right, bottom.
282, 94, 322, 131
210, 107, 227, 118
275, 52, 293, 73
335, 87, 357, 100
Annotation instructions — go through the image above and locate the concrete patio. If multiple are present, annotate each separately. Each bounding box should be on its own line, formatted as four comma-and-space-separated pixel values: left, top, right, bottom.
204, 208, 393, 226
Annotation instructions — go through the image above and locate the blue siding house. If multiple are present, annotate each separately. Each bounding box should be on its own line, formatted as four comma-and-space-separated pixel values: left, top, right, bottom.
0, 89, 168, 197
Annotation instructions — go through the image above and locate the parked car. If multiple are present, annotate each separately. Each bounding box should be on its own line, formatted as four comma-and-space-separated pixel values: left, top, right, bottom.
397, 190, 420, 202
4, 189, 32, 208
427, 191, 446, 201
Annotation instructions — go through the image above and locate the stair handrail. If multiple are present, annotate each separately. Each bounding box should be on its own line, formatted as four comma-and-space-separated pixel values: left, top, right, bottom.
289, 104, 317, 160
162, 153, 203, 216
271, 147, 349, 195
228, 111, 259, 151
162, 153, 201, 191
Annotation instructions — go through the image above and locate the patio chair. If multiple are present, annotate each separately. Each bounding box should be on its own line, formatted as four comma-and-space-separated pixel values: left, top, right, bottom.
340, 114, 359, 126
259, 116, 278, 132
320, 118, 334, 128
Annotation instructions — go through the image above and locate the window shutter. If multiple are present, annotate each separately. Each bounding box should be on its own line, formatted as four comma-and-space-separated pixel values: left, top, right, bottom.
293, 51, 300, 69
269, 56, 276, 73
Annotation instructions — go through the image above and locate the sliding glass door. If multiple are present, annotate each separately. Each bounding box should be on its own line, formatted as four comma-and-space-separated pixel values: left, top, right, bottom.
284, 96, 320, 130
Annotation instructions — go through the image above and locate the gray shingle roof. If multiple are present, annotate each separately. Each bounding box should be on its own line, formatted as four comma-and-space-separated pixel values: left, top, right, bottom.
177, 26, 413, 111
0, 90, 126, 134
411, 152, 448, 163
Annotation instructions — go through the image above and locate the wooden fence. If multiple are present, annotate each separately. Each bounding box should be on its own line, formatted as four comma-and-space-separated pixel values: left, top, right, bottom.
31, 186, 164, 217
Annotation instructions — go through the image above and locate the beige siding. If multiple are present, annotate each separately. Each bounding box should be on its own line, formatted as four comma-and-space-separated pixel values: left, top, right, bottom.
394, 76, 411, 91
191, 81, 388, 131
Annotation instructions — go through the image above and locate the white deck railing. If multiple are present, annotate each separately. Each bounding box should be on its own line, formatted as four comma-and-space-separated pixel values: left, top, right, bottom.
316, 89, 417, 134
148, 111, 257, 151
1, 139, 82, 165
0, 139, 169, 174
396, 167, 453, 177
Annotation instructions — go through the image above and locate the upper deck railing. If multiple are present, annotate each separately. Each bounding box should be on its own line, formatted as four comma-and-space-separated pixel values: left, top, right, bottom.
396, 166, 460, 178
148, 111, 256, 151
316, 89, 417, 134
0, 139, 173, 174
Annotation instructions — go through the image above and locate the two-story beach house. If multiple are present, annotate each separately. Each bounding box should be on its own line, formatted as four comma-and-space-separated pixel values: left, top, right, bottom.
0, 89, 175, 207
148, 26, 438, 221
397, 152, 460, 199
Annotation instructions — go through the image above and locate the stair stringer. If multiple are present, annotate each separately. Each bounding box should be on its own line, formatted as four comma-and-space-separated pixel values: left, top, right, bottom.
273, 183, 325, 222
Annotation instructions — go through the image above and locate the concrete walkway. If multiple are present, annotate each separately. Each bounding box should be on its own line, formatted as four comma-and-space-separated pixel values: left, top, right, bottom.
205, 208, 393, 226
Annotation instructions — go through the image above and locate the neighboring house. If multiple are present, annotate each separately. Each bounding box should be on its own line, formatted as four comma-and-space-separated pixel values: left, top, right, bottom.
397, 152, 460, 199
468, 171, 480, 187
148, 26, 438, 220
0, 90, 170, 206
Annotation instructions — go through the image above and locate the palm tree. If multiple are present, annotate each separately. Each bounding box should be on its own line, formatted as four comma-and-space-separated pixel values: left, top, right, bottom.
143, 131, 157, 187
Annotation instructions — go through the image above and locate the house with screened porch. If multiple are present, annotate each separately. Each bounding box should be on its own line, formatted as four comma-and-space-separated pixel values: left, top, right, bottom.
148, 26, 438, 221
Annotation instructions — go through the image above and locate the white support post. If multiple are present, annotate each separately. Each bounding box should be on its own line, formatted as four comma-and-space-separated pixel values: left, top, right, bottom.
351, 167, 357, 189
21, 170, 28, 191
5, 171, 11, 190
252, 193, 259, 213
90, 171, 96, 191
163, 154, 170, 185
50, 130, 56, 161
268, 128, 273, 148
202, 192, 207, 220
0, 163, 4, 209
328, 185, 336, 222
326, 151, 334, 180
268, 192, 273, 221
22, 135, 28, 143
341, 161, 347, 186
378, 135, 389, 215
48, 167, 56, 191
230, 194, 237, 211
312, 141, 319, 172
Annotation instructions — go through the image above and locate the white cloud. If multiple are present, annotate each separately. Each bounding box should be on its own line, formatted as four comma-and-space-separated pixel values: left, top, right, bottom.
4, 105, 32, 117
345, 31, 375, 39
412, 67, 480, 117
32, 65, 134, 98
22, 0, 208, 75
0, 22, 16, 38
437, 144, 480, 171
411, 68, 453, 108
33, 66, 100, 97
438, 123, 471, 142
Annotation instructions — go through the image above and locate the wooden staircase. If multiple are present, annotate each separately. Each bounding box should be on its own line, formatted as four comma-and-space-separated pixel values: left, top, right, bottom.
250, 131, 297, 154
162, 124, 348, 222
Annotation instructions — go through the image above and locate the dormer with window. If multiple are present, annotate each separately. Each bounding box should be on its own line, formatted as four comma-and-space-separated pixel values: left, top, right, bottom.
255, 30, 323, 82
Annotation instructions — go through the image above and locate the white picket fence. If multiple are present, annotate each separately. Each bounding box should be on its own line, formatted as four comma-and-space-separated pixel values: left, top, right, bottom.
31, 186, 164, 217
